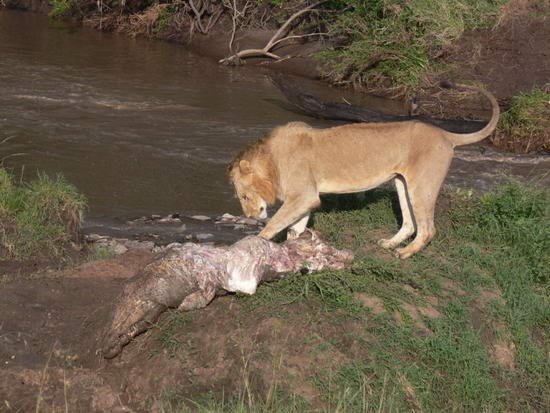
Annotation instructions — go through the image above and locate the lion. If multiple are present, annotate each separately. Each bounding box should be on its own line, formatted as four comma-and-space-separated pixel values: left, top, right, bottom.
228, 82, 499, 259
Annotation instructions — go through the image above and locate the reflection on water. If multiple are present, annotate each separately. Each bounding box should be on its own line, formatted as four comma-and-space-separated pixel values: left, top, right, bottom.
0, 9, 358, 223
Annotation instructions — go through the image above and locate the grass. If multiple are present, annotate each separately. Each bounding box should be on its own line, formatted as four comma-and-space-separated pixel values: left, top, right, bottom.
311, 182, 550, 411
48, 0, 71, 18
153, 5, 174, 34
316, 0, 509, 94
493, 87, 550, 153
155, 181, 549, 411
88, 244, 115, 260
0, 167, 86, 260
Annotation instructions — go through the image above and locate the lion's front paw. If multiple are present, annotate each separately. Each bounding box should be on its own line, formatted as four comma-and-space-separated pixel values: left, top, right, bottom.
287, 229, 300, 240
377, 238, 397, 249
258, 228, 274, 240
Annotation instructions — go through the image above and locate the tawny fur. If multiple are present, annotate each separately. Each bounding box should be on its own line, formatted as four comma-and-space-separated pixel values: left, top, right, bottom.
229, 85, 499, 259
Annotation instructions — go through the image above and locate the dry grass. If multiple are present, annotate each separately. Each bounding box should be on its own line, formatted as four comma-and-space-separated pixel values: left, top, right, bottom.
84, 4, 170, 36
0, 169, 86, 260
495, 0, 550, 27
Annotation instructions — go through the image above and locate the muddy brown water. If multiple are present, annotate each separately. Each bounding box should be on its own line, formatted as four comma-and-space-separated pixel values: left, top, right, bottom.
1, 10, 548, 243
0, 10, 362, 241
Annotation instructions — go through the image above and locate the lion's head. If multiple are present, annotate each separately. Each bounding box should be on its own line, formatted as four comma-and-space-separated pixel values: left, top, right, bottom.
228, 139, 278, 220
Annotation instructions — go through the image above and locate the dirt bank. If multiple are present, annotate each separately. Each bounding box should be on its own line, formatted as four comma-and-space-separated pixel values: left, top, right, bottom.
5, 0, 549, 98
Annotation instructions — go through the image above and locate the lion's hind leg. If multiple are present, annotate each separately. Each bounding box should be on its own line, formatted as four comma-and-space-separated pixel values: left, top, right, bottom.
394, 153, 451, 259
378, 176, 415, 250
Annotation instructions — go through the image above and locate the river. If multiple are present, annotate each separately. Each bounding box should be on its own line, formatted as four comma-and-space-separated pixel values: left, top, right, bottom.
0, 11, 341, 221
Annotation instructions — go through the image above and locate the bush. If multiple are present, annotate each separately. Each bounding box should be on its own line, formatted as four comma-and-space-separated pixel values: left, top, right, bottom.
318, 0, 508, 93
49, 0, 71, 18
0, 168, 86, 260
493, 87, 550, 153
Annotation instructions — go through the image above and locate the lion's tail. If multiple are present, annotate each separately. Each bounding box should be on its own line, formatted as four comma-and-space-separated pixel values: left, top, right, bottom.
441, 82, 500, 147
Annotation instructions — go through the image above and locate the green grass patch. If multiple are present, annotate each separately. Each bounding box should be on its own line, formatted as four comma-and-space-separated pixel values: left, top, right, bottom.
0, 167, 86, 260
227, 181, 549, 411
88, 244, 115, 260
157, 311, 192, 359
49, 0, 71, 18
494, 87, 550, 152
317, 0, 508, 92
153, 5, 174, 34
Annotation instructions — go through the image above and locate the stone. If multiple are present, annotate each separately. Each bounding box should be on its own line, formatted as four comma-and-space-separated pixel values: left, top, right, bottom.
86, 233, 108, 242
236, 217, 259, 226
190, 215, 211, 221
111, 242, 129, 255
195, 233, 214, 241
158, 216, 181, 223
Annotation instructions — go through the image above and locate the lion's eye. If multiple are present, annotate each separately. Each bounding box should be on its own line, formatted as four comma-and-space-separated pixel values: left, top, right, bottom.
242, 195, 248, 201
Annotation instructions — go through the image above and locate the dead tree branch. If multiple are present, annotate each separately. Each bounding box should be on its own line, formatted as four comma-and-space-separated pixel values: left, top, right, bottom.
219, 0, 328, 65
188, 0, 224, 35
223, 0, 251, 52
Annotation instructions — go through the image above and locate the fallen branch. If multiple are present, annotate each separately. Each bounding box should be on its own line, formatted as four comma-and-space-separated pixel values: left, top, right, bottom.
100, 230, 353, 358
219, 0, 328, 65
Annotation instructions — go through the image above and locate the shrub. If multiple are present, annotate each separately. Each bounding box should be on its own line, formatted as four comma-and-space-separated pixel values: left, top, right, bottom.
318, 0, 508, 93
494, 87, 550, 153
0, 168, 86, 260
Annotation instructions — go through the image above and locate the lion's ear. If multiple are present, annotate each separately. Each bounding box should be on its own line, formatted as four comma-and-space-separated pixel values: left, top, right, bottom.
239, 160, 252, 175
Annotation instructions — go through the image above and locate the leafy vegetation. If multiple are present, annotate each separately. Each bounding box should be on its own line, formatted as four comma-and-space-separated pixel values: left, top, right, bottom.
317, 0, 508, 93
88, 244, 115, 260
153, 5, 174, 33
155, 181, 548, 411
0, 168, 86, 260
49, 0, 71, 18
493, 87, 550, 152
